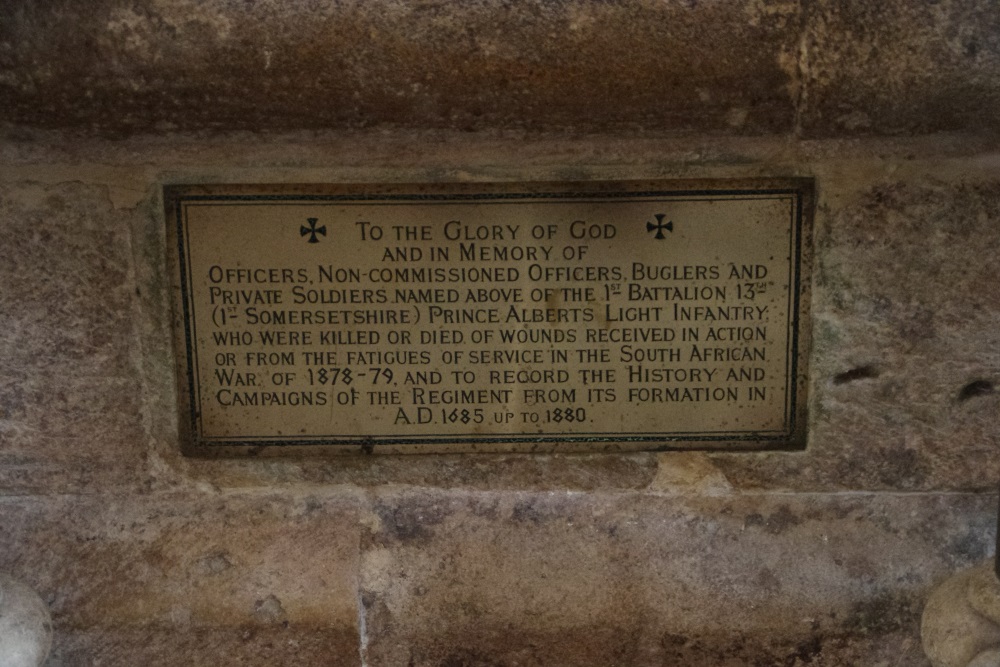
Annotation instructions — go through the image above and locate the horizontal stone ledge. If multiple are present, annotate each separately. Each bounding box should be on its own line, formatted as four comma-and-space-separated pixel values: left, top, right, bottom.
4, 0, 998, 138
0, 490, 993, 664
0, 0, 798, 137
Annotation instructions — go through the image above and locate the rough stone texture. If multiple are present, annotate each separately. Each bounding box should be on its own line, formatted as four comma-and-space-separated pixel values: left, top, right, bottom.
0, 487, 991, 666
2, 0, 1000, 138
0, 182, 147, 495
0, 493, 361, 666
0, 0, 801, 137
710, 175, 1000, 491
361, 490, 993, 666
801, 0, 1000, 136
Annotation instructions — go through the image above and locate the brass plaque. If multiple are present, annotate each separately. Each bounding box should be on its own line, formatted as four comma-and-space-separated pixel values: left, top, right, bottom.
165, 180, 812, 456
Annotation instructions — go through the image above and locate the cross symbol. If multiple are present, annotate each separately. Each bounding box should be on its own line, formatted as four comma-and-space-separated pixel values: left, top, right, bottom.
646, 213, 673, 240
300, 218, 326, 243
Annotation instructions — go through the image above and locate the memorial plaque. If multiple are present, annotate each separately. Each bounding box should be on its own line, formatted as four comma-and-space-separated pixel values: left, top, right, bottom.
165, 180, 812, 456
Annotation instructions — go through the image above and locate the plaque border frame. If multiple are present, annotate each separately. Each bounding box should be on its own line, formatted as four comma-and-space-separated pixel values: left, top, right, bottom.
164, 179, 814, 458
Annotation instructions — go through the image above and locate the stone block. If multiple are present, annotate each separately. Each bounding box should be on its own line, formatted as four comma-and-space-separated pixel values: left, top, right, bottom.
360, 489, 994, 666
801, 0, 1000, 135
0, 182, 147, 494
0, 493, 361, 665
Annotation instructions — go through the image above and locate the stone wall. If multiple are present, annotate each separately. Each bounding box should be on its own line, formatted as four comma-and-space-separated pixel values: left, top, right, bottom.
2, 1, 1000, 665
1, 133, 997, 666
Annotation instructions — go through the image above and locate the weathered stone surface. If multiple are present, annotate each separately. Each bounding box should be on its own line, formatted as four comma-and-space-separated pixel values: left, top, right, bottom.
0, 0, 800, 136
0, 182, 147, 495
46, 626, 359, 667
710, 177, 1000, 491
802, 0, 1000, 136
0, 493, 361, 665
3, 1, 1000, 137
361, 490, 993, 666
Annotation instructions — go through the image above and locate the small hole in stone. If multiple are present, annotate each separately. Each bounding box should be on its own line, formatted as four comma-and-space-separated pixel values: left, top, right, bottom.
958, 380, 994, 401
832, 365, 880, 385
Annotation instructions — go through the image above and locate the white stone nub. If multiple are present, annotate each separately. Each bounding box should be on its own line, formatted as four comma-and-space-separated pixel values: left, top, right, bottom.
923, 562, 1000, 667
0, 575, 52, 667
969, 648, 1000, 667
